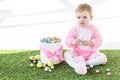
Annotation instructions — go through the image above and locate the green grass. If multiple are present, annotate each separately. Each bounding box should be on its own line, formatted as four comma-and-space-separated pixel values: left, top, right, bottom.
0, 50, 120, 80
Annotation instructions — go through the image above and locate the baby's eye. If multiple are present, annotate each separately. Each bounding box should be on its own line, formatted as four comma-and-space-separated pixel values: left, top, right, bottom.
84, 16, 87, 19
77, 16, 81, 19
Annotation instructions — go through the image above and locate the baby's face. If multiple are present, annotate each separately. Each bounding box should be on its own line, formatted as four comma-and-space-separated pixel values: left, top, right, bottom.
75, 11, 92, 27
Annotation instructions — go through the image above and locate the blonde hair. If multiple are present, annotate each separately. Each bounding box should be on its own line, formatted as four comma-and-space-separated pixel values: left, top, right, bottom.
75, 3, 92, 15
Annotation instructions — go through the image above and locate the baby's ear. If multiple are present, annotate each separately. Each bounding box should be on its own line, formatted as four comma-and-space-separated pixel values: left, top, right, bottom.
90, 15, 93, 20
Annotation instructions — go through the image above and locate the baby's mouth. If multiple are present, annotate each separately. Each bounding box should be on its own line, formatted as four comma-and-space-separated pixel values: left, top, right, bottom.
80, 22, 84, 24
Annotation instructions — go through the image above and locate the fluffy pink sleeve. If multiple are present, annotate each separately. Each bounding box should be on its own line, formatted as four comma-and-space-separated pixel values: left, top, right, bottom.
65, 26, 78, 48
91, 26, 103, 49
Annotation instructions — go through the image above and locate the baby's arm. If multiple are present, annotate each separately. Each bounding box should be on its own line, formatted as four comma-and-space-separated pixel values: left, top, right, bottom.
91, 27, 103, 48
65, 27, 78, 48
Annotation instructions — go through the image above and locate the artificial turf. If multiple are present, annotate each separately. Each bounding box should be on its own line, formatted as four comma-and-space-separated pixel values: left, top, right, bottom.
0, 50, 120, 80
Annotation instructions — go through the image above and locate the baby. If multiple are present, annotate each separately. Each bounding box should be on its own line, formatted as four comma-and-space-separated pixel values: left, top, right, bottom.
64, 3, 107, 75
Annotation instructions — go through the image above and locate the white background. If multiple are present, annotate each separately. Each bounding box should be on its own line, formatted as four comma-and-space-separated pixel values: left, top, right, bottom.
0, 0, 120, 50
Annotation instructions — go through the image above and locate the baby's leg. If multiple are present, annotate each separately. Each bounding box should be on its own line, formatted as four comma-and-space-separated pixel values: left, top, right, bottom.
86, 52, 107, 66
64, 51, 76, 68
64, 51, 87, 75
74, 56, 87, 75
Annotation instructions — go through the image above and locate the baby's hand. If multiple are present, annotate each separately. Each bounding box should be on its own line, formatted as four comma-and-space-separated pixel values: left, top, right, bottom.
82, 40, 94, 46
70, 39, 80, 46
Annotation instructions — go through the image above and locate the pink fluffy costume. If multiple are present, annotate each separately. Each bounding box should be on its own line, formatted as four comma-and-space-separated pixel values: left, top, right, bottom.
64, 24, 107, 75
